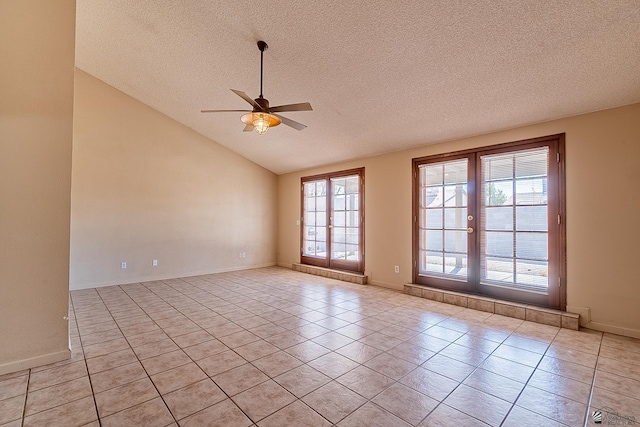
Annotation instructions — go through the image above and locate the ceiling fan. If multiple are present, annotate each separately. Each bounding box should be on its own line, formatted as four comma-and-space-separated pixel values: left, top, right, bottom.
201, 41, 312, 135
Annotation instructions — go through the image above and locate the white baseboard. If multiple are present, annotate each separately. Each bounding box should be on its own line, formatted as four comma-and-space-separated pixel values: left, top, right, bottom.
582, 321, 640, 339
277, 261, 293, 268
0, 349, 70, 376
566, 305, 591, 326
565, 304, 640, 338
69, 263, 277, 290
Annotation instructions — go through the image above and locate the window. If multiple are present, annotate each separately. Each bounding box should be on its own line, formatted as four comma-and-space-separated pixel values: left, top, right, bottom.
301, 168, 364, 273
413, 134, 565, 309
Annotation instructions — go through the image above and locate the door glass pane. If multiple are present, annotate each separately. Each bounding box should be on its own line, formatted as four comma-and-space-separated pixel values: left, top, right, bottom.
515, 178, 547, 205
485, 231, 514, 257
444, 254, 467, 275
423, 187, 443, 208
425, 230, 443, 251
348, 211, 360, 227
316, 195, 327, 211
316, 212, 327, 227
331, 174, 360, 261
516, 260, 548, 287
485, 257, 514, 283
485, 207, 513, 230
485, 181, 513, 206
424, 251, 443, 273
333, 211, 346, 227
424, 209, 442, 229
444, 208, 466, 229
424, 164, 443, 186
304, 212, 316, 226
316, 227, 326, 242
481, 147, 549, 288
444, 162, 467, 184
418, 159, 468, 278
516, 233, 548, 260
444, 230, 467, 252
444, 184, 467, 207
516, 206, 547, 231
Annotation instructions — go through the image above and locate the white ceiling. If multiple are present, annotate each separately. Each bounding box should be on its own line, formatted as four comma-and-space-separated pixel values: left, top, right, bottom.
75, 0, 640, 175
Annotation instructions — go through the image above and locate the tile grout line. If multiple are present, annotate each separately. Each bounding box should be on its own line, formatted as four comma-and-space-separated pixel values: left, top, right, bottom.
412, 327, 506, 427
20, 369, 30, 427
96, 287, 177, 402
91, 285, 177, 426
583, 338, 603, 427
497, 326, 562, 427
75, 289, 113, 427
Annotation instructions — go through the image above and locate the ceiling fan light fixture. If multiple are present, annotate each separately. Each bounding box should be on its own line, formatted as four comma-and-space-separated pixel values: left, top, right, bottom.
253, 112, 270, 135
241, 112, 281, 135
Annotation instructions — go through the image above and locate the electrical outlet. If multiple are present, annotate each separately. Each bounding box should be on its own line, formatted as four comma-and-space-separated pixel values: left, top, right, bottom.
152, 259, 158, 267
394, 265, 399, 273
121, 262, 127, 269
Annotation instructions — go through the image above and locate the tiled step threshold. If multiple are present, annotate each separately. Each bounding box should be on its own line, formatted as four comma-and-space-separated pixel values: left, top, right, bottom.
292, 263, 367, 285
404, 283, 580, 330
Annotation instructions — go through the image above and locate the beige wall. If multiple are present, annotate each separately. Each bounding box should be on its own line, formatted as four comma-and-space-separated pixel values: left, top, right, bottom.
0, 0, 75, 373
70, 70, 278, 289
278, 103, 640, 336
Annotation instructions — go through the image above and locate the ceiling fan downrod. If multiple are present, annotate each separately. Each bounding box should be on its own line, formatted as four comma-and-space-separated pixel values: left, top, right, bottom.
257, 40, 268, 99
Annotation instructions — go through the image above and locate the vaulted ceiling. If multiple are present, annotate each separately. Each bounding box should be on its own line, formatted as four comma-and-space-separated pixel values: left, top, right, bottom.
76, 1, 640, 174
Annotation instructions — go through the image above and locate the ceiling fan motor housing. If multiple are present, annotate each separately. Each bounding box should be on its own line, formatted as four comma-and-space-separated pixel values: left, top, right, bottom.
254, 97, 270, 111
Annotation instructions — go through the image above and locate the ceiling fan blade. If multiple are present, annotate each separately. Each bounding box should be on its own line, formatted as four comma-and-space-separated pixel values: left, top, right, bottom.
231, 89, 261, 110
267, 102, 313, 113
201, 109, 251, 113
243, 123, 253, 132
273, 113, 307, 131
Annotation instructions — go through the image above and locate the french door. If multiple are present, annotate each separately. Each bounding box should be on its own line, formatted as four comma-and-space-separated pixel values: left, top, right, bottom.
413, 134, 565, 309
301, 168, 364, 273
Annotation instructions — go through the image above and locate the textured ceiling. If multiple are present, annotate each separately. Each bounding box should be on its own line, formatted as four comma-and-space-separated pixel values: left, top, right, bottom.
75, 0, 640, 174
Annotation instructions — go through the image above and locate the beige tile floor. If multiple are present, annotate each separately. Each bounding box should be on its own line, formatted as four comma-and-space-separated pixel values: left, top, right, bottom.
1, 267, 639, 426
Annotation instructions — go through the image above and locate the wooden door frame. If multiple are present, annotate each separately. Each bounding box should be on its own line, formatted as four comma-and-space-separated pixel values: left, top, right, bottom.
412, 134, 566, 310
300, 168, 365, 274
